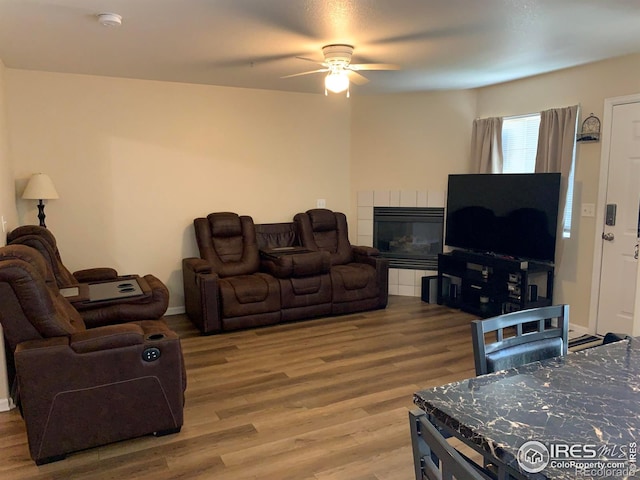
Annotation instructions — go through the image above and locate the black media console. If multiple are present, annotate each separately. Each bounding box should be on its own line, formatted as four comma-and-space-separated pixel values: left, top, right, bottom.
437, 250, 554, 318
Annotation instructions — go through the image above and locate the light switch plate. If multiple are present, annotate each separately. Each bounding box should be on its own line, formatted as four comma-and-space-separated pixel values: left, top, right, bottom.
581, 203, 595, 217
316, 199, 326, 208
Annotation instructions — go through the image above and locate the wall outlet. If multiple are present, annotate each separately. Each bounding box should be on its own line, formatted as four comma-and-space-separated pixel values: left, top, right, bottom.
316, 199, 326, 208
581, 203, 595, 217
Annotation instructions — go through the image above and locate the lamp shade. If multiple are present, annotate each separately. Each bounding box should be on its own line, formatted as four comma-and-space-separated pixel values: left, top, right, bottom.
22, 173, 59, 200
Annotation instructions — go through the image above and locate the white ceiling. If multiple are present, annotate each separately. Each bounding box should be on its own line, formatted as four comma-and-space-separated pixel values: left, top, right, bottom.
1, 0, 640, 95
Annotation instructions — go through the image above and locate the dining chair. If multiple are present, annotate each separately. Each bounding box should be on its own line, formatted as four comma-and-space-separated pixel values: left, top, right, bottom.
471, 304, 569, 376
409, 410, 490, 480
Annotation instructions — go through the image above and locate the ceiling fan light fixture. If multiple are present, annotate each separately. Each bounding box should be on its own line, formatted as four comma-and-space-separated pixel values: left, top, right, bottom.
325, 71, 349, 94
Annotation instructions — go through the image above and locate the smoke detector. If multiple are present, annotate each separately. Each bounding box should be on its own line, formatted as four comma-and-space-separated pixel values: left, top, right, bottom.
97, 12, 122, 27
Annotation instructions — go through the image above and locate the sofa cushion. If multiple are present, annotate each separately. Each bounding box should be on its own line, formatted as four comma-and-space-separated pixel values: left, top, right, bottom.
209, 213, 243, 238
333, 264, 372, 290
194, 214, 260, 277
307, 209, 338, 232
255, 223, 298, 250
218, 273, 280, 318
294, 209, 353, 265
330, 263, 379, 302
279, 274, 333, 320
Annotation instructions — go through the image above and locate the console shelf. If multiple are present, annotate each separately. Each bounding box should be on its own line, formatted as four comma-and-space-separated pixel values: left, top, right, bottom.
437, 251, 554, 318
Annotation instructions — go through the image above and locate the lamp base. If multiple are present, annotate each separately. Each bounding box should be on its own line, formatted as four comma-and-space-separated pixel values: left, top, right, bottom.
37, 200, 47, 228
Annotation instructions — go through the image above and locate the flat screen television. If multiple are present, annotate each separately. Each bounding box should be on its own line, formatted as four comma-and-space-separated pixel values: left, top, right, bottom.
445, 173, 561, 263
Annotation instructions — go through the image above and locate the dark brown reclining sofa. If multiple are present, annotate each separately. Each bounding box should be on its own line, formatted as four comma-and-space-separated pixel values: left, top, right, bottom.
182, 209, 389, 334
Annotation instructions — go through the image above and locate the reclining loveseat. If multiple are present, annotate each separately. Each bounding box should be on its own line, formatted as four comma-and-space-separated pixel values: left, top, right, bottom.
182, 209, 388, 334
0, 245, 185, 464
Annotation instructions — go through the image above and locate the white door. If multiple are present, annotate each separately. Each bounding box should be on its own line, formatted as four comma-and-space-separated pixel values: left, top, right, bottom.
596, 101, 640, 335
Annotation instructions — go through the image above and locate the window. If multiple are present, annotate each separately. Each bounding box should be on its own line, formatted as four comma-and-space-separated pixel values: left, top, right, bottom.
502, 114, 575, 238
502, 115, 540, 173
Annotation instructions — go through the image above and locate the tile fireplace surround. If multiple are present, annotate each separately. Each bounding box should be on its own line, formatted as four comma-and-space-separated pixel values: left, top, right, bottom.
356, 190, 445, 298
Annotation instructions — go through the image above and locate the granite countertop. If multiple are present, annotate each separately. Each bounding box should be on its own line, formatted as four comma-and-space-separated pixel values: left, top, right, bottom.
414, 337, 640, 479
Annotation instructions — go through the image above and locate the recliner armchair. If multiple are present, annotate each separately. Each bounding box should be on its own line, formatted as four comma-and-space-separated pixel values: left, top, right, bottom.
7, 225, 169, 328
0, 245, 185, 465
294, 208, 389, 314
183, 212, 281, 334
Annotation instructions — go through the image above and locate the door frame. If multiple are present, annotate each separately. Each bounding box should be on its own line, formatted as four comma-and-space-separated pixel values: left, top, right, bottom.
588, 92, 640, 334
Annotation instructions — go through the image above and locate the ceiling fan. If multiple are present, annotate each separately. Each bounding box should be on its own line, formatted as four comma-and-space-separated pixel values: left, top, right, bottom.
282, 44, 400, 96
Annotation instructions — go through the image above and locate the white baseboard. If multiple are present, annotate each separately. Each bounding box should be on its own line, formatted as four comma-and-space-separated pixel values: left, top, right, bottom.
166, 306, 186, 316
568, 323, 593, 338
0, 397, 15, 412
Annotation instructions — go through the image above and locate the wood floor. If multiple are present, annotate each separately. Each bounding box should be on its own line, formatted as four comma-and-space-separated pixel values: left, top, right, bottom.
0, 296, 479, 480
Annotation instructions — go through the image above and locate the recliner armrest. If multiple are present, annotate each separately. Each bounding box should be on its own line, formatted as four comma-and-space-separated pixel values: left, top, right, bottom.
15, 322, 178, 355
352, 245, 380, 257
73, 267, 119, 282
69, 324, 145, 353
353, 246, 383, 267
183, 257, 212, 274
183, 258, 222, 334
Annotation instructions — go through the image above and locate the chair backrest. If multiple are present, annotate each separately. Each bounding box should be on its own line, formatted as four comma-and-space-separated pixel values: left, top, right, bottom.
409, 410, 488, 480
471, 304, 569, 376
255, 222, 299, 250
193, 212, 260, 277
0, 245, 86, 354
7, 225, 77, 287
294, 209, 353, 266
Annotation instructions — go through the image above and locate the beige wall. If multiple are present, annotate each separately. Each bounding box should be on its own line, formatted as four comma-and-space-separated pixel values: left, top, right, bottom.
0, 59, 15, 410
350, 90, 477, 195
0, 60, 16, 241
6, 70, 351, 309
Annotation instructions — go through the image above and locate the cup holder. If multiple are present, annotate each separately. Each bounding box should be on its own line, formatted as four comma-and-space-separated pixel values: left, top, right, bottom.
146, 333, 166, 341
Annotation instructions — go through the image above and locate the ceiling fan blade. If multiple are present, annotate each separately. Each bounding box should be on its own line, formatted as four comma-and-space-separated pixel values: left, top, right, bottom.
212, 53, 308, 68
281, 68, 329, 79
295, 56, 327, 67
347, 70, 370, 85
349, 63, 401, 71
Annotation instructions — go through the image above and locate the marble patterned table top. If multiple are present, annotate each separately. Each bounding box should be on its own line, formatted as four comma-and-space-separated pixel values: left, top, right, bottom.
414, 337, 640, 479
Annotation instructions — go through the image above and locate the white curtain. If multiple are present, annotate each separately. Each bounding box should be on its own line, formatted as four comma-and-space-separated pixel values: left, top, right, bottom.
535, 105, 579, 263
470, 117, 503, 173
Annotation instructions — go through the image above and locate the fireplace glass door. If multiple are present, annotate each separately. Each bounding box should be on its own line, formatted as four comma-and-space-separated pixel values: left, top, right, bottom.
373, 207, 444, 270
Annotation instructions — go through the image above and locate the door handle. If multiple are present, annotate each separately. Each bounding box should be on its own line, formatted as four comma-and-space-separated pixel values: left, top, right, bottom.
602, 232, 615, 241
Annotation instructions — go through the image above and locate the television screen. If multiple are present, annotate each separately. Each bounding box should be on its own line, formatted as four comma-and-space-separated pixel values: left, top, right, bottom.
445, 173, 561, 263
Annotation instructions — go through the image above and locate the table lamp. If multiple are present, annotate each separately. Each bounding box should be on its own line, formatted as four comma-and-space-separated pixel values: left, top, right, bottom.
22, 173, 59, 228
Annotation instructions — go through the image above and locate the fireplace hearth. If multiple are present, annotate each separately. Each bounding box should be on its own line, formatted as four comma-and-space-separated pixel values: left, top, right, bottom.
373, 207, 444, 270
